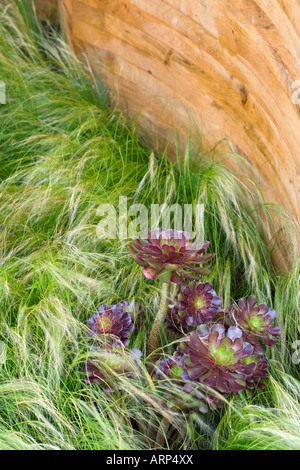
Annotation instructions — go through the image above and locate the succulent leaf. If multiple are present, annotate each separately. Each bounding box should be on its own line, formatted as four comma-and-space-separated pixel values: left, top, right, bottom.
86, 301, 134, 346
229, 296, 281, 347
128, 228, 215, 284
172, 281, 221, 330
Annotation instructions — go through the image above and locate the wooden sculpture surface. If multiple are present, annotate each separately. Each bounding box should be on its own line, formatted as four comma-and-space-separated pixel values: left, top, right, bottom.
59, 0, 300, 234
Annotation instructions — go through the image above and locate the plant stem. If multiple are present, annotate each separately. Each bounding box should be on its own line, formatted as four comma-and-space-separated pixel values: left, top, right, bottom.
147, 283, 171, 362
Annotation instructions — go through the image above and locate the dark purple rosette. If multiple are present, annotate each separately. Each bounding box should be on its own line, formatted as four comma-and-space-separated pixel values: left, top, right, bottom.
243, 350, 269, 390
173, 281, 221, 329
128, 228, 215, 284
229, 296, 280, 347
180, 324, 256, 394
83, 343, 142, 393
86, 301, 134, 346
152, 353, 225, 413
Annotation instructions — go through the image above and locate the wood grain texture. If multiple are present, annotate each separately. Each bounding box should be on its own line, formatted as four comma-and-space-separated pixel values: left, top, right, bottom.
58, 0, 300, 262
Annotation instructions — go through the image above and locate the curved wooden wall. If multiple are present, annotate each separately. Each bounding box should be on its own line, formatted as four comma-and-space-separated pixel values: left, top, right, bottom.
42, 0, 300, 265
59, 0, 300, 227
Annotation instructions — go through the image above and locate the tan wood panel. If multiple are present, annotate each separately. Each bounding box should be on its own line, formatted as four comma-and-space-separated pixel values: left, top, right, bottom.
56, 0, 300, 266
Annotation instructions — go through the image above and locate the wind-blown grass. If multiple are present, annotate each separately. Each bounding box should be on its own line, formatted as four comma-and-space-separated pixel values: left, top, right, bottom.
0, 0, 299, 450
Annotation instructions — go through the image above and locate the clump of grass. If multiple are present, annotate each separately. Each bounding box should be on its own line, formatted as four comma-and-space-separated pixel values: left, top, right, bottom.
0, 0, 299, 450
215, 374, 300, 450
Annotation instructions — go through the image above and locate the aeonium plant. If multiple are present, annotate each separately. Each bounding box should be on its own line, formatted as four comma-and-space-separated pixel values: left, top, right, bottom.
83, 228, 280, 425
173, 281, 221, 330
128, 228, 215, 358
86, 301, 134, 346
127, 228, 280, 409
83, 301, 142, 393
128, 228, 215, 284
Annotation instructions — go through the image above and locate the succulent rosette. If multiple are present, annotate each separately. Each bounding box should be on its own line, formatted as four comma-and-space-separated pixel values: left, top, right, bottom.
152, 354, 224, 413
180, 324, 256, 394
173, 281, 221, 329
84, 344, 142, 393
229, 296, 280, 347
243, 348, 269, 390
128, 228, 215, 284
86, 301, 134, 346
152, 355, 186, 387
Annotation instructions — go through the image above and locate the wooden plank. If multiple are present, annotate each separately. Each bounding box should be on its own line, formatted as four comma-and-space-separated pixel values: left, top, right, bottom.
71, 8, 297, 172
60, 0, 300, 267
